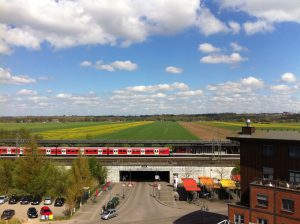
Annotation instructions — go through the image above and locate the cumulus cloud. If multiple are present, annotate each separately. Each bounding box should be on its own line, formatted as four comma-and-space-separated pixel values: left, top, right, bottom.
200, 52, 247, 64
123, 82, 189, 93
270, 84, 294, 92
230, 42, 248, 52
17, 89, 37, 95
243, 20, 274, 35
198, 43, 220, 53
228, 21, 241, 34
82, 60, 138, 72
0, 67, 36, 85
280, 72, 297, 83
220, 0, 300, 34
165, 66, 183, 74
80, 61, 92, 67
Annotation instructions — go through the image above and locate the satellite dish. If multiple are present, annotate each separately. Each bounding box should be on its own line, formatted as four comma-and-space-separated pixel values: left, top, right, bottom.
246, 119, 251, 127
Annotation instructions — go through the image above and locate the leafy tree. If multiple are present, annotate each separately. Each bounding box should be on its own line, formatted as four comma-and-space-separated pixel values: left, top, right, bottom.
0, 160, 15, 194
88, 157, 107, 185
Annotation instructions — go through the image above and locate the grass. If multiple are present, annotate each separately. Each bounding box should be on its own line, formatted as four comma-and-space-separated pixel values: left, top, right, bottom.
0, 219, 22, 224
97, 122, 199, 140
199, 121, 300, 132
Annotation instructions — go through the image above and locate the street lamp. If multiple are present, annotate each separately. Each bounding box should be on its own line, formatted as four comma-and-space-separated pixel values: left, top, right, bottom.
128, 169, 132, 187
122, 183, 125, 198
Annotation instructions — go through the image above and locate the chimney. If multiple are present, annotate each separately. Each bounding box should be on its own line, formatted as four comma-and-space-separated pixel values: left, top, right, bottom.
241, 119, 255, 135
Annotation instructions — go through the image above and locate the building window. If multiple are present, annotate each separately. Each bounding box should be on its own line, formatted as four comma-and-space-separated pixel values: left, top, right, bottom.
257, 218, 268, 224
282, 199, 295, 212
263, 167, 274, 180
289, 171, 300, 183
257, 194, 268, 207
289, 146, 300, 159
234, 214, 244, 224
263, 145, 274, 157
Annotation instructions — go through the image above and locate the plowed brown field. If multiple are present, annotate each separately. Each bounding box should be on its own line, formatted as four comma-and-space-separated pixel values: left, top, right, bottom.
179, 122, 236, 140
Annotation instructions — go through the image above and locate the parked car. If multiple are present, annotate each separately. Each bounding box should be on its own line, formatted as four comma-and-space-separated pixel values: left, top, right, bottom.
31, 196, 42, 205
0, 195, 8, 204
27, 207, 38, 219
20, 195, 32, 205
1, 209, 15, 220
54, 198, 65, 207
44, 197, 52, 205
8, 195, 20, 204
101, 209, 118, 220
40, 206, 52, 216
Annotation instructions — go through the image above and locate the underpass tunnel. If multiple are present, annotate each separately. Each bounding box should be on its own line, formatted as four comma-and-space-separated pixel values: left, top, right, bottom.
120, 171, 170, 182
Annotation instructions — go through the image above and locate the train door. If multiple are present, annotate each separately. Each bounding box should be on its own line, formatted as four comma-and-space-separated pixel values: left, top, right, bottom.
97, 148, 103, 155
113, 148, 118, 155
46, 148, 51, 155
141, 148, 145, 155
154, 148, 159, 155
19, 148, 24, 155
80, 148, 85, 155
7, 148, 11, 155
61, 148, 66, 155
127, 148, 132, 155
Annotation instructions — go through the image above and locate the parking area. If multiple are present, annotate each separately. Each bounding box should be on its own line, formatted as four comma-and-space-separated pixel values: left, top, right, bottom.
0, 201, 66, 222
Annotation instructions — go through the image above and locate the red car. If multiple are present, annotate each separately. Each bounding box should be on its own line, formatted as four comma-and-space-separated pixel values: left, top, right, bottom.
40, 206, 52, 216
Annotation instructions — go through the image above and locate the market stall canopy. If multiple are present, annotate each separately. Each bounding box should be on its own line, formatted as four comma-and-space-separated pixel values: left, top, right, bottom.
181, 178, 201, 192
231, 175, 241, 182
198, 176, 214, 187
220, 179, 236, 189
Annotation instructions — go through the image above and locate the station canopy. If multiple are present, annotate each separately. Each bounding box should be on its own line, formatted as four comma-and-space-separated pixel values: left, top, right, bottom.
181, 178, 201, 192
220, 179, 236, 189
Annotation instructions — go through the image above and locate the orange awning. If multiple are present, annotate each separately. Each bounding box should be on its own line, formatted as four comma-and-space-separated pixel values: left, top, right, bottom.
231, 175, 241, 182
182, 178, 201, 192
198, 176, 214, 187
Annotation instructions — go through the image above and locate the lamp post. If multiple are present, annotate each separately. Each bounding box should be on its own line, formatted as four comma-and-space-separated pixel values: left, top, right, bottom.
128, 169, 132, 187
122, 183, 125, 198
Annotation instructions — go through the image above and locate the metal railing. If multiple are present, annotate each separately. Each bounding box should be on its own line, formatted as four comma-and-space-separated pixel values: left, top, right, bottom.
251, 178, 300, 191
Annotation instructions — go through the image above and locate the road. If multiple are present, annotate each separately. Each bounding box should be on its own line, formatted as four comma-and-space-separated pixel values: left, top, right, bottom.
61, 182, 227, 224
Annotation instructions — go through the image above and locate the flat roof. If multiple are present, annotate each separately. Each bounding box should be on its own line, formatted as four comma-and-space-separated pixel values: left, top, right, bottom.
228, 130, 300, 142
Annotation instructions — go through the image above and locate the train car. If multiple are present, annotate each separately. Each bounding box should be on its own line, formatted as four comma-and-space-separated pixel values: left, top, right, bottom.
82, 147, 108, 156
0, 147, 18, 156
40, 147, 57, 156
56, 147, 79, 156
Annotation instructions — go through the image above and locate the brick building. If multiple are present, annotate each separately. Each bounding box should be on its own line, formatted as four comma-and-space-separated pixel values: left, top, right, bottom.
227, 125, 300, 224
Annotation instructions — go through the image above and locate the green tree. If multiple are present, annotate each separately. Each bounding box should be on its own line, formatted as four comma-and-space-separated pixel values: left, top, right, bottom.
88, 158, 107, 185
0, 160, 15, 194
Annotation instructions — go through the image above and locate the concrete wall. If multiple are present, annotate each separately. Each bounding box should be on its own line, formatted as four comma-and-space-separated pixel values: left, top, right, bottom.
106, 165, 234, 183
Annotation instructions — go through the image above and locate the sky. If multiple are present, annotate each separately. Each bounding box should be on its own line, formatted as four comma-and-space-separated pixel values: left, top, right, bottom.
1, 0, 300, 116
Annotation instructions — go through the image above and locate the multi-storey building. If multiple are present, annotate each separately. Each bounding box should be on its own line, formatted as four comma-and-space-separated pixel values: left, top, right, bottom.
227, 125, 300, 224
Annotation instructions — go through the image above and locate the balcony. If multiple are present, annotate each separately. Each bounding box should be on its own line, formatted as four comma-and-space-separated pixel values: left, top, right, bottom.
251, 178, 300, 191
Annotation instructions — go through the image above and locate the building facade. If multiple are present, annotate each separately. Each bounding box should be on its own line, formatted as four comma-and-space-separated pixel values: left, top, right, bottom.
228, 126, 300, 224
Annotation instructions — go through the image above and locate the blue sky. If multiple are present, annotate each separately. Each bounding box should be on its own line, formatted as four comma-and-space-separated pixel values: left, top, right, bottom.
1, 0, 300, 115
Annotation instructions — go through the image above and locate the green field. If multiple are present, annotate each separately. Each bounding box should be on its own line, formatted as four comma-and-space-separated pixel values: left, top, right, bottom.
0, 121, 198, 140
200, 121, 300, 131
98, 122, 199, 140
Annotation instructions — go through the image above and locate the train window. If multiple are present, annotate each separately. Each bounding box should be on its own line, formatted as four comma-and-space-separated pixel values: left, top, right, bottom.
67, 150, 70, 153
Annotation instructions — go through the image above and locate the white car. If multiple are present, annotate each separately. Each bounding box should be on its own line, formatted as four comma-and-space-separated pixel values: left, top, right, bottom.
0, 195, 8, 204
44, 197, 52, 205
101, 209, 118, 220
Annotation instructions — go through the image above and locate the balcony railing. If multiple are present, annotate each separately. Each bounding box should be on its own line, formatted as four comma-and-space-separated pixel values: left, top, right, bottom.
251, 178, 300, 191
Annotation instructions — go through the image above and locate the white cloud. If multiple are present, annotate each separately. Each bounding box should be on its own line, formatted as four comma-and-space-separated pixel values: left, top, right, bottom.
280, 72, 297, 83
195, 8, 229, 35
91, 60, 138, 72
198, 43, 220, 53
176, 90, 203, 97
230, 42, 248, 52
200, 52, 247, 64
80, 61, 92, 67
270, 84, 293, 92
56, 93, 73, 99
240, 76, 264, 88
17, 89, 37, 95
0, 67, 36, 85
0, 0, 203, 52
165, 66, 183, 74
228, 21, 241, 34
243, 20, 274, 35
124, 82, 189, 93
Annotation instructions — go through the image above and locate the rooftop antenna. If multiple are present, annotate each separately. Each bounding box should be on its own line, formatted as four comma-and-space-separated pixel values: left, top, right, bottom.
246, 119, 251, 127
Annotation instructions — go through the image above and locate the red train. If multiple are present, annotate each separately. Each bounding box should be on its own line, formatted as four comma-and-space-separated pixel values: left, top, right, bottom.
0, 146, 170, 156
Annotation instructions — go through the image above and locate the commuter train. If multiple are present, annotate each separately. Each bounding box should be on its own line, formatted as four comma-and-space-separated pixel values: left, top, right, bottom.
0, 146, 170, 156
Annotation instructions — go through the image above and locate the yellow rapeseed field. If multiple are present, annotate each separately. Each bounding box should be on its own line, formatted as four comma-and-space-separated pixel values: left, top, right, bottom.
39, 121, 153, 139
